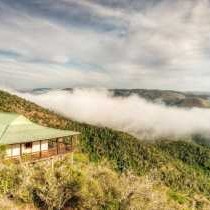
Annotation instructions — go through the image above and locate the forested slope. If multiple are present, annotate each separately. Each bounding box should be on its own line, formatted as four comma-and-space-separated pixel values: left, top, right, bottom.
1, 89, 210, 209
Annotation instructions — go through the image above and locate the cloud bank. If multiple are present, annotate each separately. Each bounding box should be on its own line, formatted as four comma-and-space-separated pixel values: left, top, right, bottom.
17, 89, 210, 139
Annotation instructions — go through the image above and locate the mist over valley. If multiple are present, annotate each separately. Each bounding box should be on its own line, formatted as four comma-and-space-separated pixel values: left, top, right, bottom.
13, 88, 210, 142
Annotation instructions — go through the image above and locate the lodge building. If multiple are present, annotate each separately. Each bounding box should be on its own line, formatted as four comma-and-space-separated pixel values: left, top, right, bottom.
0, 112, 80, 161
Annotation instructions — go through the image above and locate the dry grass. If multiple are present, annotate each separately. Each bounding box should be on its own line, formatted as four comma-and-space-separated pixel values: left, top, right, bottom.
0, 197, 37, 210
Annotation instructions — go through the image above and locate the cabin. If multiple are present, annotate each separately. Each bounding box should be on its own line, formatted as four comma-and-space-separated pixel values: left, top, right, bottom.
0, 112, 80, 161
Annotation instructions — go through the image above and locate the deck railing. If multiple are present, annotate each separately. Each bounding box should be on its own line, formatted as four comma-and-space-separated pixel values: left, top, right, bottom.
7, 144, 73, 162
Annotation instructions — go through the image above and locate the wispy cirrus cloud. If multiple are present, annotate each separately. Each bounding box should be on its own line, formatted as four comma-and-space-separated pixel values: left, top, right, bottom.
0, 0, 210, 90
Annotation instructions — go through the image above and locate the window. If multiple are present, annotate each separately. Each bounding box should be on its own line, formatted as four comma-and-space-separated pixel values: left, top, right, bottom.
25, 142, 32, 149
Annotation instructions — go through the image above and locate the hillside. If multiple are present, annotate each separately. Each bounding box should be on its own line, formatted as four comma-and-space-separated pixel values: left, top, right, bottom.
1, 89, 210, 209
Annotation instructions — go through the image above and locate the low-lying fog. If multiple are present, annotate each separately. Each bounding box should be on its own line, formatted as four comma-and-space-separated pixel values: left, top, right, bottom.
13, 88, 210, 139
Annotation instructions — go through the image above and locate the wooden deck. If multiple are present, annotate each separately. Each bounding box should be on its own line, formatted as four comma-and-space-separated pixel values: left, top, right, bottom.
7, 143, 73, 162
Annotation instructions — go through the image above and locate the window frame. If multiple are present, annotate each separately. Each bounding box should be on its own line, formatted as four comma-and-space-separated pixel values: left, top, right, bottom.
25, 142, 32, 149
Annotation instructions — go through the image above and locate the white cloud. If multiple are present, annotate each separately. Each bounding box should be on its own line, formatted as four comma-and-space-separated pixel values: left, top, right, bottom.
0, 59, 111, 89
0, 0, 210, 90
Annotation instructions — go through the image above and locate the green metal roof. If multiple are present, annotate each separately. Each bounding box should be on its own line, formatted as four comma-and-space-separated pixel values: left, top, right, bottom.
0, 112, 79, 145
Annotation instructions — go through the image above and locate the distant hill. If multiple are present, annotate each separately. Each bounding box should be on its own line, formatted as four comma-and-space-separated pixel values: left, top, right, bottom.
20, 88, 53, 95
2, 89, 210, 209
110, 89, 210, 108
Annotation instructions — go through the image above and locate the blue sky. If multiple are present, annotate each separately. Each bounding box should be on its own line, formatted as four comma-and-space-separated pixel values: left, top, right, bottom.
0, 0, 210, 91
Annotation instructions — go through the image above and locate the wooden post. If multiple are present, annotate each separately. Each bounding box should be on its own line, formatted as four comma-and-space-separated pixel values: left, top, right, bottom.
20, 144, 22, 157
39, 140, 42, 158
31, 143, 32, 159
56, 139, 59, 155
11, 144, 13, 157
